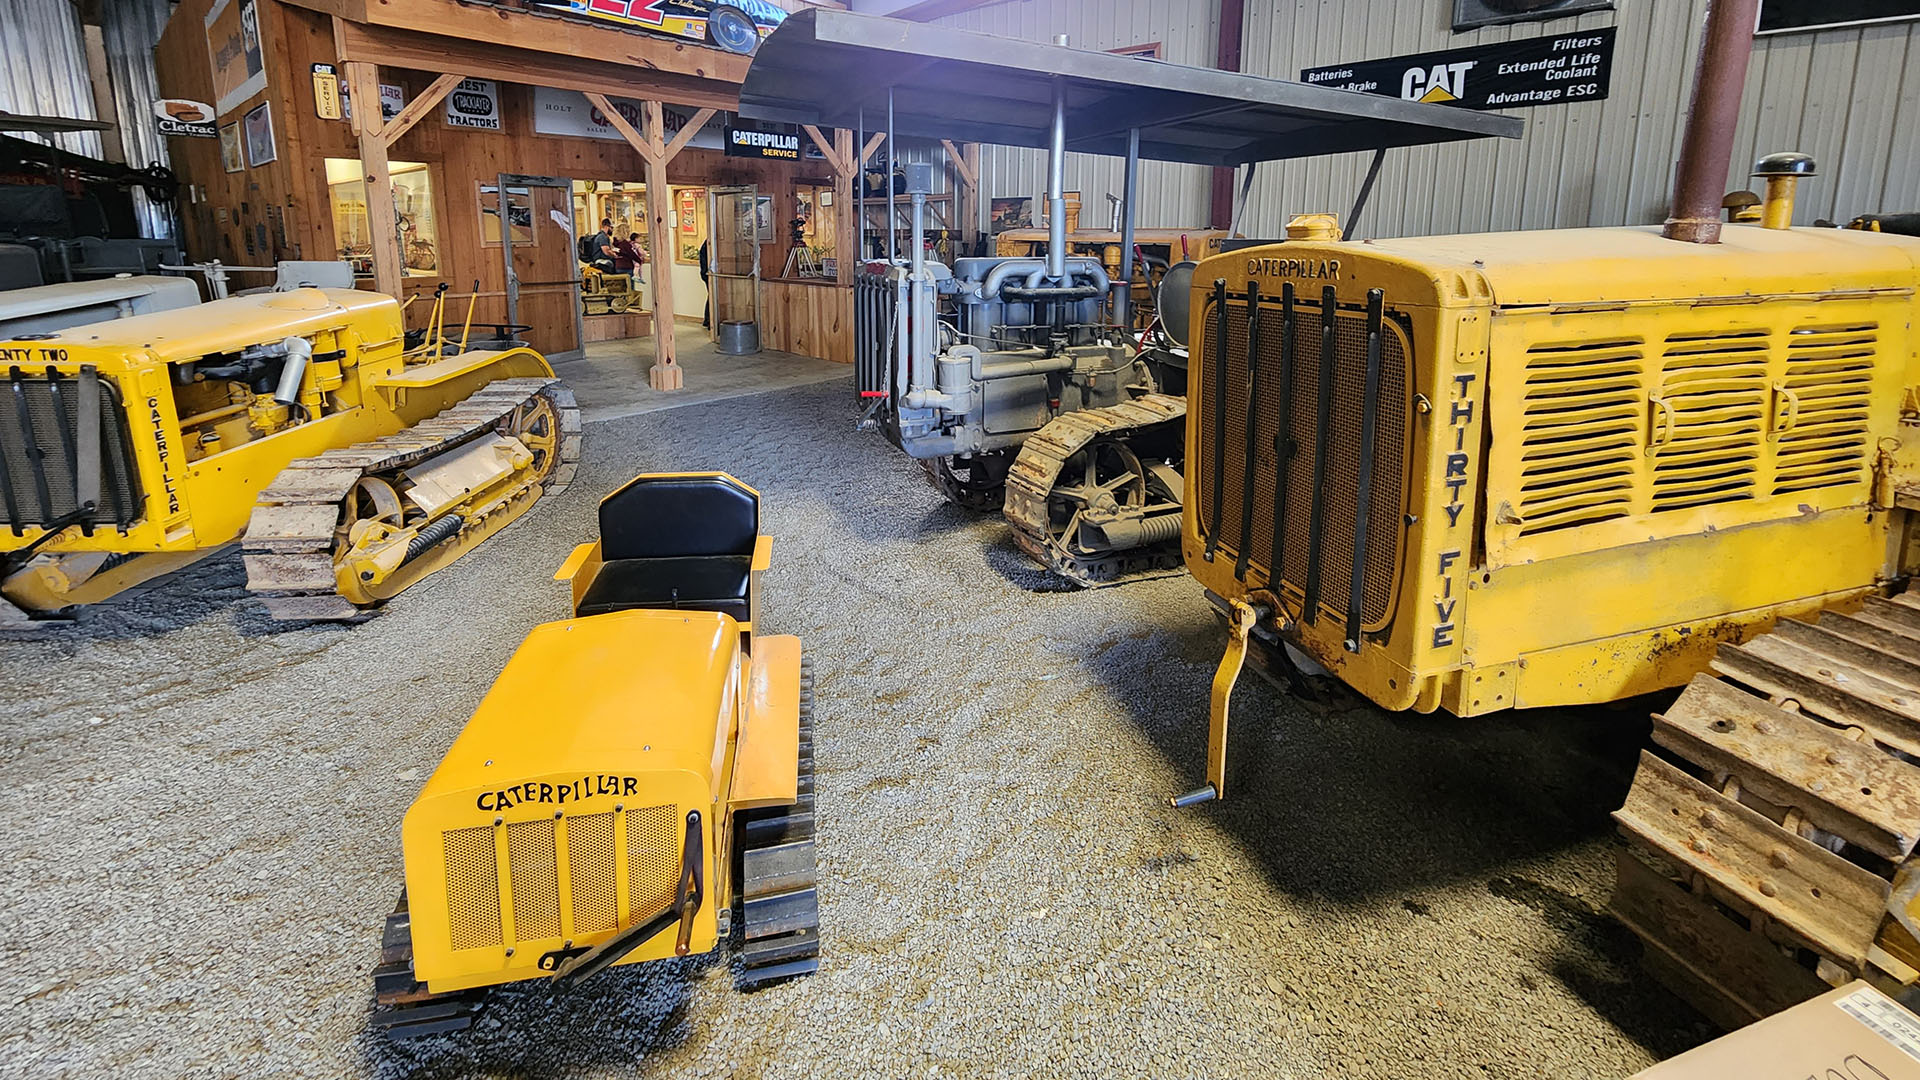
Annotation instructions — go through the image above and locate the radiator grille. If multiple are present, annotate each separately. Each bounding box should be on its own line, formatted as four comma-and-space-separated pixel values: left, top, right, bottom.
1507, 316, 1881, 541
1195, 294, 1409, 628
627, 805, 680, 918
1651, 329, 1769, 512
1513, 337, 1644, 535
443, 826, 502, 951
440, 803, 677, 952
506, 820, 562, 941
1775, 322, 1875, 495
568, 812, 619, 935
0, 368, 143, 531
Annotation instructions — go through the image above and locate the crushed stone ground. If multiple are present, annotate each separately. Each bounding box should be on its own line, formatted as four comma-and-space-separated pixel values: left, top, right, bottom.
0, 377, 1711, 1078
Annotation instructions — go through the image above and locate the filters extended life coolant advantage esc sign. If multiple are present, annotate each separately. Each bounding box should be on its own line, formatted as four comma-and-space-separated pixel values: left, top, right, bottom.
1301, 26, 1616, 110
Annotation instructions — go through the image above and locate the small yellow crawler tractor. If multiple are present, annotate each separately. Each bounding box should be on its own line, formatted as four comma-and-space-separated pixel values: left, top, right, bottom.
0, 287, 577, 625
372, 473, 818, 1037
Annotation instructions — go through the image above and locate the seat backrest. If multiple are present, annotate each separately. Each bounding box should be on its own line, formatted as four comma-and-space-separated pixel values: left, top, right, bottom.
599, 473, 758, 560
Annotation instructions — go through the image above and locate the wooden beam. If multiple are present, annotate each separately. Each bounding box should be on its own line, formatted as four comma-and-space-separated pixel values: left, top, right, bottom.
381, 72, 462, 144
333, 19, 740, 112
289, 0, 746, 83
940, 139, 976, 189
802, 124, 851, 180
583, 91, 660, 167
641, 99, 681, 390
79, 19, 124, 163
859, 131, 885, 167
662, 107, 716, 165
294, 0, 367, 19
345, 61, 403, 298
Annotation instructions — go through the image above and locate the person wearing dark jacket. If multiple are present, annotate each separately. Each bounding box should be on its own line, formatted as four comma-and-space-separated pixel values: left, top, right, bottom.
698, 238, 711, 328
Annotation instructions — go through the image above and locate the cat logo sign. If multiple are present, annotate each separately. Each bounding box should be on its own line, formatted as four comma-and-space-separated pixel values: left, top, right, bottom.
1401, 61, 1477, 103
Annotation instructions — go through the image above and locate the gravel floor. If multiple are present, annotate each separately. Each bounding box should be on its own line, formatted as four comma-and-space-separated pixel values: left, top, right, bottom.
1, 377, 1713, 1078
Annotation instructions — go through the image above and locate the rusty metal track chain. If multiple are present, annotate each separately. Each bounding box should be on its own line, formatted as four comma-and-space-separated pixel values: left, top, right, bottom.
1003, 393, 1186, 588
1611, 588, 1920, 1029
371, 891, 487, 1038
240, 378, 580, 621
736, 653, 820, 987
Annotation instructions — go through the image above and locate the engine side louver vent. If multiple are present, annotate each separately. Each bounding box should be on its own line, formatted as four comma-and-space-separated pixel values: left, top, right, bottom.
1650, 329, 1769, 512
1774, 322, 1876, 495
1514, 337, 1646, 535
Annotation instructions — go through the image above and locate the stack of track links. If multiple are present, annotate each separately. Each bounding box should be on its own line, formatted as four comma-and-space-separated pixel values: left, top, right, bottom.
737, 654, 821, 986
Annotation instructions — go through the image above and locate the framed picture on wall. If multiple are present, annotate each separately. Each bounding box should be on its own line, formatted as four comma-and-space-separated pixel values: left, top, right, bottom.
219, 122, 243, 173
676, 187, 707, 265
990, 196, 1033, 232
242, 101, 276, 167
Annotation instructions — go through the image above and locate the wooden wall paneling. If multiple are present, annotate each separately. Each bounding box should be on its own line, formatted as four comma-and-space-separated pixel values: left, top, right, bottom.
155, 0, 310, 285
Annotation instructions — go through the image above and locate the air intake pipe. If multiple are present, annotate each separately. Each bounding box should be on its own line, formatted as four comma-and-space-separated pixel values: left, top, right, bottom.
272, 336, 315, 407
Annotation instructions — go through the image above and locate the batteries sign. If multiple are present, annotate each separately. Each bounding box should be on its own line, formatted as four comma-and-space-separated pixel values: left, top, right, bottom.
1301, 27, 1615, 110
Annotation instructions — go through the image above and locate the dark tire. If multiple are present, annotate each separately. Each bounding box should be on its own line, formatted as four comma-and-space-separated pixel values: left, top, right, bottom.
706, 5, 761, 54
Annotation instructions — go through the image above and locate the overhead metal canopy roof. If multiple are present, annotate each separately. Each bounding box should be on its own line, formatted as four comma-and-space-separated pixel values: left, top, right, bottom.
739, 10, 1522, 167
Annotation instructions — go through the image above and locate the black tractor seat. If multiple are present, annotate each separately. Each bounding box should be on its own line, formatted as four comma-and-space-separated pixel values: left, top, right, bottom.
576, 554, 750, 621
574, 473, 762, 622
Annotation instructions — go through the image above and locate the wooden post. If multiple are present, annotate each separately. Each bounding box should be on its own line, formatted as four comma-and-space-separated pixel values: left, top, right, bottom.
641, 100, 681, 390
834, 129, 855, 284
942, 138, 979, 254
586, 94, 715, 391
963, 142, 981, 251
345, 61, 402, 299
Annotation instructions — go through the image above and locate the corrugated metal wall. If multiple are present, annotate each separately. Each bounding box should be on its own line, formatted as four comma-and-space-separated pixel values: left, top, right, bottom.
102, 0, 176, 238
0, 0, 105, 157
936, 0, 1221, 229
934, 0, 1920, 238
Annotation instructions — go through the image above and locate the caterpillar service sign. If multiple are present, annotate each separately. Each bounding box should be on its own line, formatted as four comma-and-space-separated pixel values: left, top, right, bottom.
1301, 27, 1616, 110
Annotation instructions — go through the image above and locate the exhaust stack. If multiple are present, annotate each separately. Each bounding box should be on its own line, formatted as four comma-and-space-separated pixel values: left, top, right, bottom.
1662, 0, 1762, 244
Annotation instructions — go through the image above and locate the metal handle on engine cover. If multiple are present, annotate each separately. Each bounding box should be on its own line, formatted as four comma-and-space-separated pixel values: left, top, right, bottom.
1771, 381, 1801, 440
1647, 396, 1676, 456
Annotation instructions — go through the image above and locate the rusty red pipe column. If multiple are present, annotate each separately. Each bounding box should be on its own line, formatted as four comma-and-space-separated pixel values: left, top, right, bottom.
1663, 0, 1762, 244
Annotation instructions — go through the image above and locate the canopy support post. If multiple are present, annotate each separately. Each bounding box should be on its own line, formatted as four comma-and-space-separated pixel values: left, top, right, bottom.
1346, 148, 1387, 241
1116, 125, 1139, 331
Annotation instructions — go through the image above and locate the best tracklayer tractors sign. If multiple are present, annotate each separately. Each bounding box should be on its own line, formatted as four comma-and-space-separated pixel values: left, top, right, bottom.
1301, 27, 1616, 110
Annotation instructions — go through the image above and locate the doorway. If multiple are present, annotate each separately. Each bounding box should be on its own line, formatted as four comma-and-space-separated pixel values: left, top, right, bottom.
498, 172, 583, 362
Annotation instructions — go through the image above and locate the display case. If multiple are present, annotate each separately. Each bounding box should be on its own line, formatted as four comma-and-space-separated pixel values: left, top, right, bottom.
326, 157, 440, 277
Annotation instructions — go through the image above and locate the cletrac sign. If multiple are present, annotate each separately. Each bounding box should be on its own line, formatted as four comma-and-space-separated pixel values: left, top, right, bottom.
1301, 27, 1616, 110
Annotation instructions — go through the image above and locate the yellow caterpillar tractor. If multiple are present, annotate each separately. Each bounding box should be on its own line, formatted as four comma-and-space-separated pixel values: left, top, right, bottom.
372, 473, 817, 1037
0, 286, 578, 625
1174, 0, 1920, 1028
